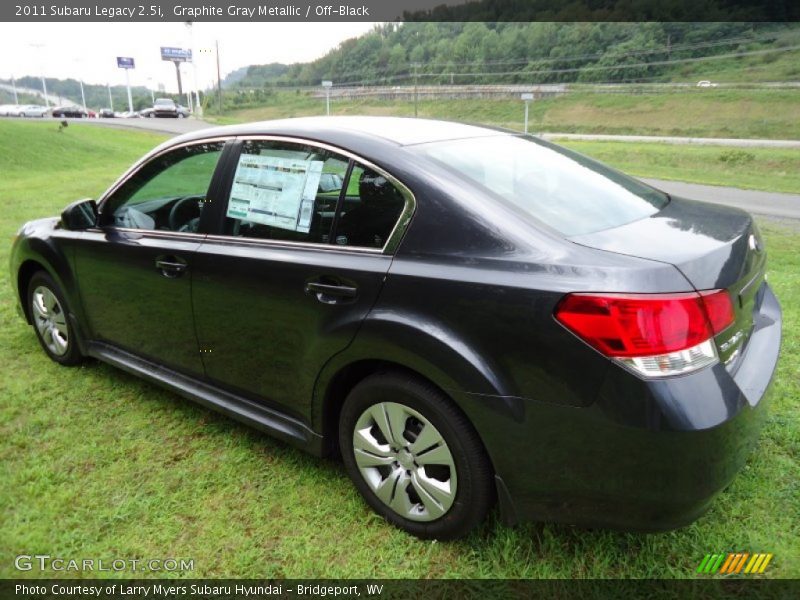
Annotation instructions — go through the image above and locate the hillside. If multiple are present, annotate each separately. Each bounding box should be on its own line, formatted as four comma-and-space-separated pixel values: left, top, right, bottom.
228, 22, 800, 89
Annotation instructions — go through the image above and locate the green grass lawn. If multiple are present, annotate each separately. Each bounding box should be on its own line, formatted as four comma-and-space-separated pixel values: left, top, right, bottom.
209, 89, 800, 141
559, 141, 800, 195
1, 120, 798, 579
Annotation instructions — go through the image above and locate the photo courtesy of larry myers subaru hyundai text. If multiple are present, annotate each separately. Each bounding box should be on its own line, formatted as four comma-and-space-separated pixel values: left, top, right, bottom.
10, 116, 781, 539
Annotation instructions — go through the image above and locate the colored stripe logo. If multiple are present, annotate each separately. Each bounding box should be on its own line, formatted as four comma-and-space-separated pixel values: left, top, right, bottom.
697, 553, 773, 574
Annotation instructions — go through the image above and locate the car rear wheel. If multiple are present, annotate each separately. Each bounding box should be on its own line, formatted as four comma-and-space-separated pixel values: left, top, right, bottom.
339, 372, 494, 539
27, 272, 84, 366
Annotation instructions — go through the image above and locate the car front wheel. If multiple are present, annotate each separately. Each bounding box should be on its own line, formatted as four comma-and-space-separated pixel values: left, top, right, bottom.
27, 272, 84, 366
339, 372, 494, 539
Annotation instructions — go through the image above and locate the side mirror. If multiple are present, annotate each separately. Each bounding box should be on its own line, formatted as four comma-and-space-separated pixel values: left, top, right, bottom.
61, 198, 98, 231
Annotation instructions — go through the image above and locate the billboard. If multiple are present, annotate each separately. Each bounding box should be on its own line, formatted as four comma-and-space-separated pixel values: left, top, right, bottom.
117, 57, 135, 69
161, 47, 192, 62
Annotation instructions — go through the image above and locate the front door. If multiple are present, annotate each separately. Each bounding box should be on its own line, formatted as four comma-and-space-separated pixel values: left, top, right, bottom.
192, 138, 411, 417
74, 141, 227, 376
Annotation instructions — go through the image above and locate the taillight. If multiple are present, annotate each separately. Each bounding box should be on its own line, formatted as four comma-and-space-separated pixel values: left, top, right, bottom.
554, 290, 734, 377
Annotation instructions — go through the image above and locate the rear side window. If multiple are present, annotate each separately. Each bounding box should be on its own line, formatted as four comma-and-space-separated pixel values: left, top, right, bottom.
412, 135, 668, 236
224, 140, 407, 249
333, 164, 406, 249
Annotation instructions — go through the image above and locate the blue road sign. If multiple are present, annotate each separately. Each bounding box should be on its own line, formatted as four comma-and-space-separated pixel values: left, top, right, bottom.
117, 57, 135, 69
160, 47, 192, 62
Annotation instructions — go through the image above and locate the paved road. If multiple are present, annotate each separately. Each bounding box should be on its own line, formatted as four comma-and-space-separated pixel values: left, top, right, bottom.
543, 133, 800, 148
69, 116, 800, 149
642, 179, 800, 220
74, 115, 210, 135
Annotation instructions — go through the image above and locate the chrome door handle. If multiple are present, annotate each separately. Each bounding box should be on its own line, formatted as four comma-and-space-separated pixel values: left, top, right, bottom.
305, 281, 358, 304
305, 282, 357, 297
155, 257, 188, 278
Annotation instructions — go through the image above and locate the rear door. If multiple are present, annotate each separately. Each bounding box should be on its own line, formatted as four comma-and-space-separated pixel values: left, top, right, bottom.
191, 137, 413, 417
74, 140, 230, 376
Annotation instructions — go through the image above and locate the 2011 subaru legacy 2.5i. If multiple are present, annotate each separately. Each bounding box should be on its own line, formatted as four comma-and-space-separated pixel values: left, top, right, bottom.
10, 117, 781, 539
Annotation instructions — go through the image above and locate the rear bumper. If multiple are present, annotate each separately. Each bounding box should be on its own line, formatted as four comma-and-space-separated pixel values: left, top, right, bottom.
468, 283, 781, 531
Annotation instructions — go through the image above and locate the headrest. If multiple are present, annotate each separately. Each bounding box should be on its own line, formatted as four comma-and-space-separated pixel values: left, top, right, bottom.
359, 169, 403, 207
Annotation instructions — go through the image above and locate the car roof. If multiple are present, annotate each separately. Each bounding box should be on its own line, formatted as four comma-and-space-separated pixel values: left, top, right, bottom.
176, 116, 510, 147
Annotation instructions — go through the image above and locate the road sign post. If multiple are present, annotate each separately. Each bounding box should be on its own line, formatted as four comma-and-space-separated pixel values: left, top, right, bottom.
117, 56, 135, 113
322, 80, 332, 116
161, 47, 192, 111
521, 92, 534, 134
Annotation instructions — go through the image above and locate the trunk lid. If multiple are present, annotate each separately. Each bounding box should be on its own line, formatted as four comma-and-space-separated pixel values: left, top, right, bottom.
570, 196, 767, 367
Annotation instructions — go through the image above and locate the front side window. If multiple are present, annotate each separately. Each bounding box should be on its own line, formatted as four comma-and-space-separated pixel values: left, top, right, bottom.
103, 142, 224, 232
224, 140, 407, 249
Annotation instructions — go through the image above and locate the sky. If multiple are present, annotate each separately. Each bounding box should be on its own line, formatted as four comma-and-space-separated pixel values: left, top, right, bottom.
0, 22, 378, 92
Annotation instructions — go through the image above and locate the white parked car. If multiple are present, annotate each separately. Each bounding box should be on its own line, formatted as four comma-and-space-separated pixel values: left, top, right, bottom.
1, 104, 25, 116
696, 80, 718, 88
19, 105, 50, 118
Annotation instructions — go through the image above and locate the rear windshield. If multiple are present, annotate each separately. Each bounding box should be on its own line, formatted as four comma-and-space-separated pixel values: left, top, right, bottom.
411, 135, 668, 236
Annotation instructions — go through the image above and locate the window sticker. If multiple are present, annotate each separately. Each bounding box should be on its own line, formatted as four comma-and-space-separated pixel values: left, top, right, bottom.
226, 154, 324, 233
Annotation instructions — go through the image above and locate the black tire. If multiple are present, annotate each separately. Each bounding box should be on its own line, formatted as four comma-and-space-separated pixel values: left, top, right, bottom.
339, 372, 494, 540
27, 271, 84, 366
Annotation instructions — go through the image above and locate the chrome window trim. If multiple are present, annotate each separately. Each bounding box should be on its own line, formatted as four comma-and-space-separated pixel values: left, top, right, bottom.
93, 133, 417, 253
226, 135, 417, 255
84, 227, 208, 241
201, 233, 385, 254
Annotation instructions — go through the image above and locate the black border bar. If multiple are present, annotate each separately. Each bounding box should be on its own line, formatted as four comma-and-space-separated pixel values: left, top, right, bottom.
2, 1, 798, 22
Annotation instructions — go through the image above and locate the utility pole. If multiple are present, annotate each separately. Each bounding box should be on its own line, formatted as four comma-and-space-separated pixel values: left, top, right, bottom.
29, 43, 49, 106
216, 39, 223, 113
74, 58, 87, 113
125, 69, 133, 113
412, 62, 419, 117
79, 79, 87, 113
186, 21, 201, 117
41, 75, 49, 107
108, 83, 114, 111
11, 74, 18, 103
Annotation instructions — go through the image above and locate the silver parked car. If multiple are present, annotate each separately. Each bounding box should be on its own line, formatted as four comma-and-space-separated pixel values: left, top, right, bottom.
19, 105, 50, 118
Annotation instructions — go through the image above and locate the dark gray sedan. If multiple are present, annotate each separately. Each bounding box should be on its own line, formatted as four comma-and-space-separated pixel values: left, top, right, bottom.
10, 117, 781, 539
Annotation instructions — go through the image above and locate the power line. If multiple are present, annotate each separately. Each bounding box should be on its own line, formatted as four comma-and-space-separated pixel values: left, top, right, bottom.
325, 43, 800, 87
414, 32, 779, 69
315, 30, 783, 80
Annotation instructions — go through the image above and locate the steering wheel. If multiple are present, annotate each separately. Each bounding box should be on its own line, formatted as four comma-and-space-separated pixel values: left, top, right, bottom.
168, 195, 204, 231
